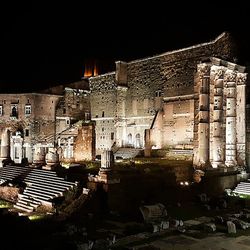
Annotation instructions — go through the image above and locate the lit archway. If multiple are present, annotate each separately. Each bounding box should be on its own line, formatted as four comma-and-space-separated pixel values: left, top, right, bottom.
127, 133, 132, 146
135, 133, 141, 148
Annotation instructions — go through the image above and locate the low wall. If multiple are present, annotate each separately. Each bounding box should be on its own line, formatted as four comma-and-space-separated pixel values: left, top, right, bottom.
150, 149, 193, 161
198, 171, 246, 196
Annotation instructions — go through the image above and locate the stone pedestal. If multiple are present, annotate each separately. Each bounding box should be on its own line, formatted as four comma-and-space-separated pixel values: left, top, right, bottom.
96, 168, 120, 184
32, 147, 46, 166
88, 150, 120, 184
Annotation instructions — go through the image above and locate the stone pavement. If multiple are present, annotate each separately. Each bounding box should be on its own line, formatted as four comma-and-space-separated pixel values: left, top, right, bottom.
129, 235, 250, 250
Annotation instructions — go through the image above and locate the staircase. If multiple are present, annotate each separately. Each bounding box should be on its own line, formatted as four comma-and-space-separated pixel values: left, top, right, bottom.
0, 165, 76, 213
114, 148, 142, 160
233, 180, 250, 196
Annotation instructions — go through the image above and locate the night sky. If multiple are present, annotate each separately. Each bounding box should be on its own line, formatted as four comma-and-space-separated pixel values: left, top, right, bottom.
0, 2, 249, 92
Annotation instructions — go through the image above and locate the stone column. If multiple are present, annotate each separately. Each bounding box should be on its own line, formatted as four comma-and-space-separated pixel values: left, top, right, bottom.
0, 129, 11, 159
144, 129, 152, 157
101, 150, 114, 169
115, 62, 128, 148
116, 86, 128, 147
236, 72, 247, 166
212, 78, 224, 168
97, 150, 120, 184
196, 64, 210, 167
224, 70, 237, 167
24, 144, 33, 163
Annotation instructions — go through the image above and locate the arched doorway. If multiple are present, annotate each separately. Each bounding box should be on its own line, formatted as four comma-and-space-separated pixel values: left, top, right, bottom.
135, 133, 141, 148
127, 133, 132, 146
10, 130, 23, 164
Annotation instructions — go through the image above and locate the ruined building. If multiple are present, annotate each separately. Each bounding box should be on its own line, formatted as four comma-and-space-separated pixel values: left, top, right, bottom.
89, 32, 248, 168
0, 80, 94, 166
0, 32, 249, 169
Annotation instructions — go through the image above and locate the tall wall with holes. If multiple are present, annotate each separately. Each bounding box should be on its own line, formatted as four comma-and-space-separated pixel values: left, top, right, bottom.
89, 32, 245, 162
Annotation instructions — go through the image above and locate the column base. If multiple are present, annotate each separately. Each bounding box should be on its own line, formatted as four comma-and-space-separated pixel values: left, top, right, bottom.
225, 161, 237, 168
0, 157, 12, 168
211, 161, 224, 168
88, 168, 120, 184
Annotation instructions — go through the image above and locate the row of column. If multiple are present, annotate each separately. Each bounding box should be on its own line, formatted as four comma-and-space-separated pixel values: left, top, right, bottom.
0, 129, 59, 166
196, 64, 247, 168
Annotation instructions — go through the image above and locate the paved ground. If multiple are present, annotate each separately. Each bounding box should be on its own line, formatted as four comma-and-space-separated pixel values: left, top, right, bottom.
110, 231, 250, 249
130, 234, 250, 250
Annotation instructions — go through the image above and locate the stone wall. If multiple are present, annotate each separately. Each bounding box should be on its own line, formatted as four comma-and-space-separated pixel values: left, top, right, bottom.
56, 86, 91, 139
89, 73, 117, 118
56, 88, 90, 121
0, 94, 61, 139
89, 33, 236, 153
89, 73, 117, 154
126, 32, 234, 106
74, 123, 95, 161
162, 99, 194, 148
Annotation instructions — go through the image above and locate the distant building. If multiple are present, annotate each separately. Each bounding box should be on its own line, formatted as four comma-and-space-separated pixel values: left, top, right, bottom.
0, 80, 94, 165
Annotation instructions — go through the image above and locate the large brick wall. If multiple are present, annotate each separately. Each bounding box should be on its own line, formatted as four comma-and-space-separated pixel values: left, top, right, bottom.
0, 93, 61, 143
126, 32, 234, 104
89, 73, 116, 118
74, 123, 95, 161
89, 73, 117, 154
89, 32, 235, 152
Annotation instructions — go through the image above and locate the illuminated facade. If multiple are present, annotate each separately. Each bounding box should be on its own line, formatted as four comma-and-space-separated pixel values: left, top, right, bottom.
89, 32, 248, 168
0, 81, 93, 166
0, 32, 248, 169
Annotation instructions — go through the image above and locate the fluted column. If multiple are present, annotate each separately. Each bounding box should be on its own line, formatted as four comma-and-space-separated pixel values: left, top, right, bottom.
101, 150, 114, 169
224, 70, 237, 167
212, 78, 224, 168
236, 72, 247, 166
196, 64, 210, 167
116, 86, 128, 147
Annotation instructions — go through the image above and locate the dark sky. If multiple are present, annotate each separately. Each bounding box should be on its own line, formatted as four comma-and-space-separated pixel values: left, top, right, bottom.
0, 2, 249, 92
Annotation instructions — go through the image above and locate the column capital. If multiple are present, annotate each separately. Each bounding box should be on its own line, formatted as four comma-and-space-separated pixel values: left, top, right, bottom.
211, 65, 225, 80
224, 69, 237, 82
197, 63, 210, 78
236, 72, 247, 85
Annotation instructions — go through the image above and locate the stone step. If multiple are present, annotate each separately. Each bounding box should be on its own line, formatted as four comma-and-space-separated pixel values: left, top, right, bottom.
14, 204, 34, 213
1, 165, 77, 214
16, 199, 39, 208
6, 165, 58, 176
24, 174, 66, 183
24, 190, 54, 200
29, 183, 68, 192
17, 195, 41, 205
26, 186, 63, 196
236, 185, 250, 188
24, 176, 74, 188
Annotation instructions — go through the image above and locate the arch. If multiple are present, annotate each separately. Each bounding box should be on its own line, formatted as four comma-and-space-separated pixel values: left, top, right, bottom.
11, 106, 17, 117
135, 133, 141, 148
127, 133, 132, 146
